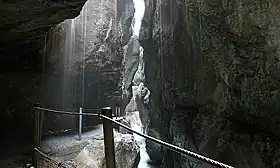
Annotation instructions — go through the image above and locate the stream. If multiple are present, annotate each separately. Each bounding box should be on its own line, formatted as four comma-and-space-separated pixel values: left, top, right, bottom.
126, 111, 158, 168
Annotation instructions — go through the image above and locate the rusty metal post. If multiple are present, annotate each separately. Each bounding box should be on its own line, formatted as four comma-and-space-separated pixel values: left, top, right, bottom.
102, 107, 116, 168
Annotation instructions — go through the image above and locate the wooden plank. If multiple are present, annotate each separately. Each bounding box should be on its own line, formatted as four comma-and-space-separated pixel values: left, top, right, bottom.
32, 104, 40, 167
32, 103, 44, 167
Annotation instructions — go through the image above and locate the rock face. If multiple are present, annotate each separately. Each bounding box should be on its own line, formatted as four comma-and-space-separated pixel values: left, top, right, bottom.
113, 117, 132, 134
122, 37, 141, 101
0, 0, 87, 73
142, 0, 280, 167
145, 128, 162, 164
0, 0, 85, 131
0, 0, 86, 44
125, 84, 150, 131
73, 133, 140, 168
40, 0, 128, 131
0, 0, 135, 134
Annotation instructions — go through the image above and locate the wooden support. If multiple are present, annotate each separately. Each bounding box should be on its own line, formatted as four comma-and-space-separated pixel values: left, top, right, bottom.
102, 107, 116, 168
32, 104, 39, 167
32, 103, 44, 167
39, 109, 44, 147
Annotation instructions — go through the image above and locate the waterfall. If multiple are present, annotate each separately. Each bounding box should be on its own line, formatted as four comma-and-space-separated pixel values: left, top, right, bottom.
46, 0, 100, 110
51, 2, 89, 109
44, 0, 114, 131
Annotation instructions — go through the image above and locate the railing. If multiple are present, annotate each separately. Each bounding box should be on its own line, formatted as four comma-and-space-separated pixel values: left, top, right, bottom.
31, 104, 235, 168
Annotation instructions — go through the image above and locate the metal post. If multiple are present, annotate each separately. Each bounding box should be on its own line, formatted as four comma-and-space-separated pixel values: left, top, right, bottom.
78, 107, 83, 140
32, 103, 41, 167
119, 107, 122, 117
116, 107, 119, 118
115, 106, 117, 118
102, 107, 116, 168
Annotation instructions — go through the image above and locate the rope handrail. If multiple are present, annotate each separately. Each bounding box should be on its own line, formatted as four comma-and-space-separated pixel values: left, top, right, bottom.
35, 107, 100, 116
56, 108, 102, 112
99, 114, 234, 168
34, 148, 66, 167
34, 107, 234, 168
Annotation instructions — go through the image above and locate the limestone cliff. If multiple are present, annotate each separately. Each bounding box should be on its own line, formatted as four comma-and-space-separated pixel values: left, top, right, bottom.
142, 0, 280, 167
0, 0, 87, 44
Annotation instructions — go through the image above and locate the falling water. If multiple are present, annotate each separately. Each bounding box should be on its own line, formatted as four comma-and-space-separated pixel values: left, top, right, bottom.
49, 1, 90, 109
61, 19, 77, 108
43, 1, 94, 130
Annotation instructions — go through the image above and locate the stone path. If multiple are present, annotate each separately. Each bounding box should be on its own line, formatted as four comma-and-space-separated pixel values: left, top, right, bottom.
0, 125, 104, 168
0, 119, 158, 168
41, 125, 103, 154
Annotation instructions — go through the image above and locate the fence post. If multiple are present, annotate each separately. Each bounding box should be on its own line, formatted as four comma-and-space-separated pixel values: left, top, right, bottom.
102, 107, 116, 168
32, 103, 43, 167
39, 108, 44, 146
78, 107, 83, 140
116, 107, 120, 118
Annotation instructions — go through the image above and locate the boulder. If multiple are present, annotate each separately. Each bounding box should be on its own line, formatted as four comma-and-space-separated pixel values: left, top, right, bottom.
37, 132, 140, 168
73, 132, 140, 168
113, 117, 133, 134
145, 128, 163, 165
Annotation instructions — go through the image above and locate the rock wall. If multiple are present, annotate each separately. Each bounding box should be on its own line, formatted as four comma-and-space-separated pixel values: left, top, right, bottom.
142, 0, 280, 167
0, 0, 87, 45
40, 0, 137, 132
0, 0, 88, 135
0, 0, 135, 135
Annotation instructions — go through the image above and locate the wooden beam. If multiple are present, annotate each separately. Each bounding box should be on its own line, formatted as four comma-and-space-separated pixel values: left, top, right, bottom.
102, 107, 116, 168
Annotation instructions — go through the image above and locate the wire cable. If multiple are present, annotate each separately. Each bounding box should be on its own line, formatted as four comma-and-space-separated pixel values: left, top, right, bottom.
34, 107, 235, 168
34, 107, 100, 116
99, 114, 235, 168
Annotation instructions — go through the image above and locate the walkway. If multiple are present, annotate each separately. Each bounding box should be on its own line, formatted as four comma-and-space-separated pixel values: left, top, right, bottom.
0, 125, 104, 168
41, 125, 103, 157
41, 122, 157, 168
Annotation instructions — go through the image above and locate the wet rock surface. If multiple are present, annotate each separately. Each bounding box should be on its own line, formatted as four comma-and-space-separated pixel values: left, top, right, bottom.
142, 0, 280, 167
0, 0, 87, 45
145, 129, 162, 164
113, 117, 132, 134
122, 37, 141, 99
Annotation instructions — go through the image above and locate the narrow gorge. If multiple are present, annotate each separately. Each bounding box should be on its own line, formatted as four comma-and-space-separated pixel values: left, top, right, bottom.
1, 0, 280, 168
